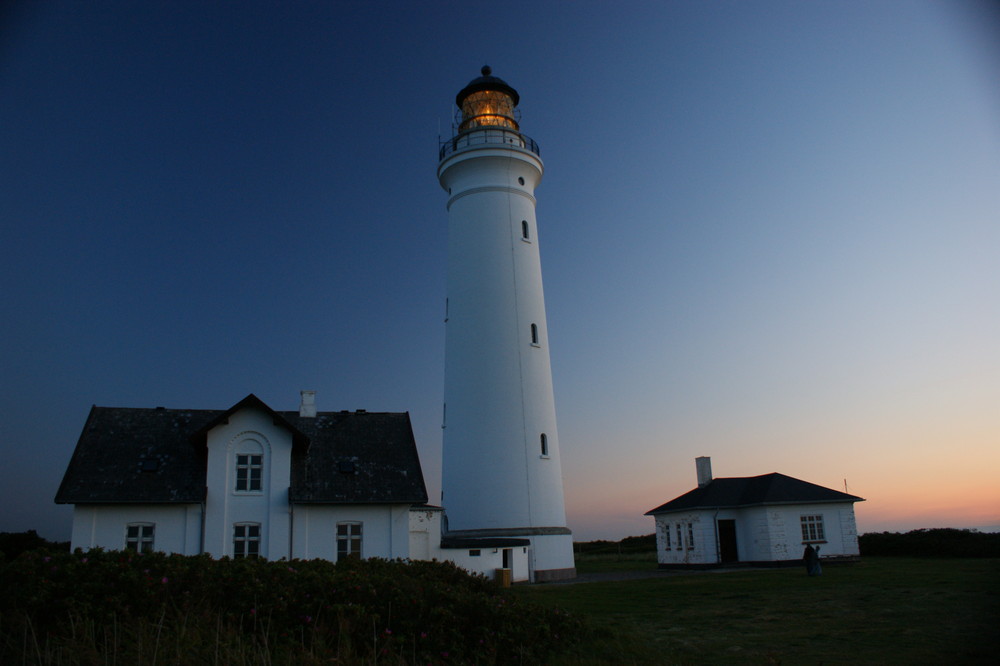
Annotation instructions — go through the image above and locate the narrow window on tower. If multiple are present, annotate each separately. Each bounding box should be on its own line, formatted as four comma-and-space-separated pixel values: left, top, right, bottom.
530, 323, 539, 346
540, 433, 549, 458
521, 220, 530, 241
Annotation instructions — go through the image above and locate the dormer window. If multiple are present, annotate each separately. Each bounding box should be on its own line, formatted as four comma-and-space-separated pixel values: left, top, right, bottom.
235, 453, 263, 492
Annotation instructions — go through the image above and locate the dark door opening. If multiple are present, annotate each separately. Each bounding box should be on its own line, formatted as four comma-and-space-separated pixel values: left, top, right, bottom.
502, 548, 512, 569
718, 519, 738, 563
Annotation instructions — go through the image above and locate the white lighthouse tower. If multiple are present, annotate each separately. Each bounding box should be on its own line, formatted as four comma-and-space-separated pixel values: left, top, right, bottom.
438, 67, 575, 582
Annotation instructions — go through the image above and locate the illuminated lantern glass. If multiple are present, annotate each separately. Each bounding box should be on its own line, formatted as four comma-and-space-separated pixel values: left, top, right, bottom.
456, 66, 520, 132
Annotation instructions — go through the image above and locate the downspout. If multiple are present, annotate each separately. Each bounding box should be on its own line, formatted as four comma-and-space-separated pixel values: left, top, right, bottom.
288, 488, 294, 560
199, 486, 207, 555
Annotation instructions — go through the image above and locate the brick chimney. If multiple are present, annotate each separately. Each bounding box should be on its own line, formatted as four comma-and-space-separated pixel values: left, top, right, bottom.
696, 456, 713, 487
299, 390, 317, 418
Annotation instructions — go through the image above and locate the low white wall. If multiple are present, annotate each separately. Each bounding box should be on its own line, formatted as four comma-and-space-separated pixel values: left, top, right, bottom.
408, 508, 530, 582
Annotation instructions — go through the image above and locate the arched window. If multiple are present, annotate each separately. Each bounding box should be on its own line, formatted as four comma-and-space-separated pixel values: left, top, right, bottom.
521, 220, 529, 240
233, 438, 264, 493
540, 433, 549, 457
530, 323, 539, 345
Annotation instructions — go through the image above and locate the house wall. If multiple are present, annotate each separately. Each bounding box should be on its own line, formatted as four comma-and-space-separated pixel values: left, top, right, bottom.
203, 407, 294, 560
653, 512, 715, 565
293, 504, 411, 561
766, 503, 860, 559
409, 507, 440, 560
653, 502, 860, 566
69, 504, 201, 555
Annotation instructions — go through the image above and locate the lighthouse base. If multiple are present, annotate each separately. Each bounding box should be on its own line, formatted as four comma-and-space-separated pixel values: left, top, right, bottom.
533, 566, 577, 582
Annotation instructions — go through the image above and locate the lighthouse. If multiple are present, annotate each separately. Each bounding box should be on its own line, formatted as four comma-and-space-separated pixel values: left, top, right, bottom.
438, 67, 575, 582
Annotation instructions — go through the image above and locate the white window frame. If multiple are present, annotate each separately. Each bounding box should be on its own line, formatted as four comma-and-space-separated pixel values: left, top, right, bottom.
686, 522, 695, 550
663, 522, 672, 551
800, 514, 826, 543
233, 523, 261, 558
336, 521, 363, 561
125, 523, 155, 553
235, 453, 263, 492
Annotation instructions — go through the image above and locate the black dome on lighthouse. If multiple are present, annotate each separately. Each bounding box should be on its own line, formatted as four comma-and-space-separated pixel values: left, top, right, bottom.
455, 66, 520, 108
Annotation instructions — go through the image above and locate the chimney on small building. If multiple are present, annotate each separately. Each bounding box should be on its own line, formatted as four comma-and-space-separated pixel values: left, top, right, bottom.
299, 390, 317, 418
696, 456, 713, 487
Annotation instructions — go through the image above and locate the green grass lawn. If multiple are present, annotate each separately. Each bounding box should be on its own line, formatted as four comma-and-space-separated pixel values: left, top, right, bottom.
519, 557, 1000, 665
574, 552, 658, 574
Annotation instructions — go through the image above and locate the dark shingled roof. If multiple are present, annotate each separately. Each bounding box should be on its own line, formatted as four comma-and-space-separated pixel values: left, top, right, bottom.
55, 395, 427, 506
644, 473, 864, 515
455, 65, 520, 108
440, 536, 531, 549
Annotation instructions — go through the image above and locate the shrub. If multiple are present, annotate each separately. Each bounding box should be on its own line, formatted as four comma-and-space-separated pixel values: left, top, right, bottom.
574, 534, 656, 556
859, 528, 1000, 558
0, 550, 583, 664
0, 531, 69, 559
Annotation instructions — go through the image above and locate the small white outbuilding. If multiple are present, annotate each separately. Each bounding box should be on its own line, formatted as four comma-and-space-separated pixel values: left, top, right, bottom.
645, 457, 864, 567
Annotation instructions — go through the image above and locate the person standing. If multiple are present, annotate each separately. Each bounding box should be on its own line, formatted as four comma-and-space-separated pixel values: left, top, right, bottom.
803, 544, 822, 576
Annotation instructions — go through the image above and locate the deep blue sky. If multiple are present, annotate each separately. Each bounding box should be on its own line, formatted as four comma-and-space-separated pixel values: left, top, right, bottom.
2, 1, 998, 541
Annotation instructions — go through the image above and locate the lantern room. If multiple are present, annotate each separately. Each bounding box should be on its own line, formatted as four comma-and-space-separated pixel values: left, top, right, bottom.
456, 66, 520, 132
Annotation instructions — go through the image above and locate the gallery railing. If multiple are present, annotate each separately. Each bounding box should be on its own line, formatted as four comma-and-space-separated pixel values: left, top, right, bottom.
439, 128, 540, 161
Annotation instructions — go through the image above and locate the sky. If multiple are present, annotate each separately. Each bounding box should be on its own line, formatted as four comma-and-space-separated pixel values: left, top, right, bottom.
1, 0, 998, 543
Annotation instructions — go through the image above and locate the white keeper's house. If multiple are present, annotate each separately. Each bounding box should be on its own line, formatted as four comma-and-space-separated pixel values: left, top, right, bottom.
645, 457, 864, 567
56, 393, 426, 561
54, 392, 532, 579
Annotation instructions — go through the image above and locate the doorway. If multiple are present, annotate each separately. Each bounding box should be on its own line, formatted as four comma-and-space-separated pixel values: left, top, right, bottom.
718, 519, 738, 563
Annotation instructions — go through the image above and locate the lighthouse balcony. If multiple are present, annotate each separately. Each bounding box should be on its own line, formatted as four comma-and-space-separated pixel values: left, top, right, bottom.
439, 127, 539, 161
